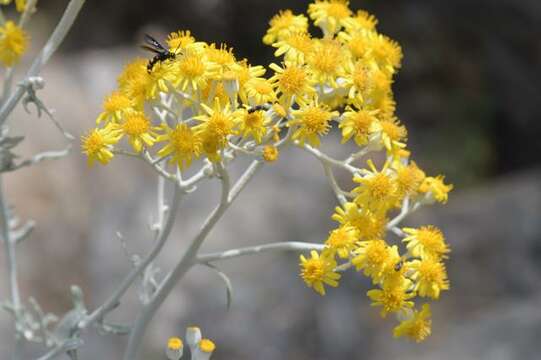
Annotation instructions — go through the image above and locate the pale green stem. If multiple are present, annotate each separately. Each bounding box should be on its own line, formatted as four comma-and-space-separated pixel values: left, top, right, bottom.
0, 176, 24, 359
197, 241, 325, 263
123, 160, 263, 360
0, 0, 86, 125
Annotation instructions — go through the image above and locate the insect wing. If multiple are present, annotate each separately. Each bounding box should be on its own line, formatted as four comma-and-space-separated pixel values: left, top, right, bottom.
140, 44, 162, 54
144, 34, 166, 51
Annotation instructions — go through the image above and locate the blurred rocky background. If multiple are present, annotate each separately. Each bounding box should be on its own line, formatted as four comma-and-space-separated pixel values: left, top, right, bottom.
0, 0, 540, 359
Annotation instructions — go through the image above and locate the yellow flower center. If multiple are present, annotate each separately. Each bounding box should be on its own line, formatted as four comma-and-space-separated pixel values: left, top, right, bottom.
327, 227, 353, 249
287, 32, 313, 53
244, 111, 264, 129
263, 145, 279, 162
381, 120, 406, 141
302, 259, 325, 282
122, 114, 150, 137
103, 92, 131, 113
351, 111, 373, 134
309, 40, 342, 75
167, 30, 195, 50
278, 65, 307, 95
167, 337, 183, 350
199, 339, 216, 353
82, 131, 106, 154
300, 106, 332, 133
208, 113, 233, 138
367, 173, 394, 200
179, 55, 205, 78
170, 124, 197, 153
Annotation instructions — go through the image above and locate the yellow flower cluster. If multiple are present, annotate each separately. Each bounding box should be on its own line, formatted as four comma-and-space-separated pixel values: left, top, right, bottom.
0, 20, 29, 67
271, 0, 453, 342
82, 0, 453, 343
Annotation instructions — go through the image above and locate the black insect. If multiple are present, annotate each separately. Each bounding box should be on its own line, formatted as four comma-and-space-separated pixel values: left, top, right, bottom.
394, 260, 404, 272
247, 105, 268, 114
141, 34, 176, 73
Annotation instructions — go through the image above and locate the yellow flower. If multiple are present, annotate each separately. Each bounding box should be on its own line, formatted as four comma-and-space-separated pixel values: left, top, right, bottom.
371, 116, 407, 152
156, 123, 201, 170
419, 175, 453, 204
244, 77, 276, 105
174, 48, 209, 92
117, 58, 152, 107
0, 21, 29, 67
393, 304, 432, 342
269, 62, 314, 107
332, 202, 387, 241
81, 124, 122, 166
97, 91, 134, 124
308, 0, 352, 36
272, 32, 313, 64
365, 31, 402, 74
402, 226, 450, 260
166, 30, 205, 54
198, 339, 216, 353
289, 99, 338, 147
205, 43, 237, 80
353, 160, 399, 214
145, 60, 177, 99
352, 239, 397, 283
262, 145, 279, 162
238, 109, 270, 144
394, 161, 425, 199
306, 38, 347, 87
193, 99, 238, 161
343, 10, 378, 32
263, 10, 309, 45
299, 250, 340, 295
339, 107, 379, 146
367, 277, 414, 318
324, 225, 359, 259
410, 257, 449, 299
167, 337, 183, 350
119, 112, 156, 153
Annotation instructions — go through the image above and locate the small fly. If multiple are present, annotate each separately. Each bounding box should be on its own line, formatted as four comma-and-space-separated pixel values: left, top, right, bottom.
141, 34, 177, 73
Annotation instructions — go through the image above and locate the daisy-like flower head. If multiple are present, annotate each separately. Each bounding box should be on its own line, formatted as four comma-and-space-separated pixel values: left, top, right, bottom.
263, 10, 309, 45
193, 98, 238, 161
269, 62, 314, 107
156, 123, 201, 171
306, 38, 347, 88
289, 98, 338, 147
402, 225, 450, 260
145, 60, 178, 100
262, 145, 279, 162
410, 257, 450, 299
117, 58, 152, 108
0, 20, 29, 67
244, 77, 276, 106
174, 48, 209, 93
166, 30, 206, 54
353, 159, 399, 215
272, 31, 314, 65
308, 0, 352, 36
419, 175, 453, 204
367, 276, 414, 318
393, 161, 426, 200
343, 10, 378, 32
332, 203, 387, 241
81, 124, 122, 166
365, 31, 403, 75
324, 225, 359, 259
339, 106, 379, 147
393, 304, 432, 342
119, 111, 157, 153
299, 250, 340, 296
371, 116, 407, 152
352, 239, 398, 284
96, 90, 134, 124
238, 108, 270, 144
